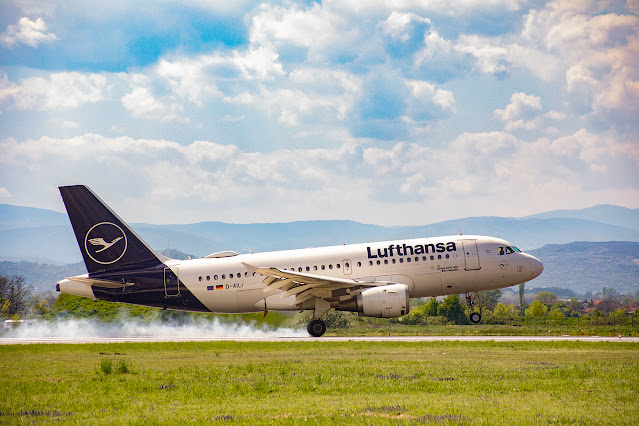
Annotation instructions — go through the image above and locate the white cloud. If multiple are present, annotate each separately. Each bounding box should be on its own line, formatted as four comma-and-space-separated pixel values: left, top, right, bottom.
414, 30, 471, 78
327, 0, 523, 15
0, 17, 57, 49
494, 92, 543, 131
3, 129, 635, 225
379, 11, 430, 42
249, 2, 362, 65
456, 34, 509, 76
0, 187, 10, 198
0, 0, 637, 225
121, 87, 182, 121
520, 0, 639, 118
0, 72, 109, 112
60, 121, 80, 129
545, 110, 566, 121
405, 80, 456, 120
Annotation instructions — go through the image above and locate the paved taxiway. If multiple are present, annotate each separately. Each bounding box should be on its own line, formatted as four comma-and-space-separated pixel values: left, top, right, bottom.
2, 336, 638, 344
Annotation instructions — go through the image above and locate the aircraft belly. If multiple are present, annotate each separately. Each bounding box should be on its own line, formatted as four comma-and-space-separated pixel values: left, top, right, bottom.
237, 288, 264, 313
186, 278, 268, 313
412, 272, 442, 298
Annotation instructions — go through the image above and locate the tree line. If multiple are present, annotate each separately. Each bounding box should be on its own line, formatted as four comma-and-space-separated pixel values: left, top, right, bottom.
0, 274, 56, 319
2, 272, 638, 327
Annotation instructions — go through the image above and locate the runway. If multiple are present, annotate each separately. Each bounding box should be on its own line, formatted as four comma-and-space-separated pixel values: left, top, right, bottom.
2, 335, 638, 344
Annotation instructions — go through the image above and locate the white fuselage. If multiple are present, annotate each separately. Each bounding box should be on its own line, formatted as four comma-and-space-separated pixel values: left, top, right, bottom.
161, 235, 542, 313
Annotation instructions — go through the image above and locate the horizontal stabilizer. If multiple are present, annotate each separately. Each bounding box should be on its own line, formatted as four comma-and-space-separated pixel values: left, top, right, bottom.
63, 275, 134, 288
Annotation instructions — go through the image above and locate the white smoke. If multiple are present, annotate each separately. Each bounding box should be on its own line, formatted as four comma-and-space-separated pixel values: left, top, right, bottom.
2, 317, 308, 340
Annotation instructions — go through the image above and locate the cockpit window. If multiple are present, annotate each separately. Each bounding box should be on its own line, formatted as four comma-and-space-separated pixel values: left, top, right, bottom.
498, 246, 521, 255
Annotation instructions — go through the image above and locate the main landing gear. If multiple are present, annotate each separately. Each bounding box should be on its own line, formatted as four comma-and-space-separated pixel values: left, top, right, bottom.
465, 292, 482, 324
307, 319, 327, 337
307, 299, 330, 337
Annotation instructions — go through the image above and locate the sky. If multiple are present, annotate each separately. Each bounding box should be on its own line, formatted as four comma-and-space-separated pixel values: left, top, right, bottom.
0, 0, 638, 226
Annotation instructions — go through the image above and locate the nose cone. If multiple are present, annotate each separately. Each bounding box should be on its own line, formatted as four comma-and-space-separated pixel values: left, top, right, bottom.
528, 255, 544, 280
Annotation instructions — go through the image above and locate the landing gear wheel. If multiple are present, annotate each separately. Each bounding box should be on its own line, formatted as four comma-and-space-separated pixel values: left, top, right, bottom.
307, 319, 327, 337
469, 312, 481, 324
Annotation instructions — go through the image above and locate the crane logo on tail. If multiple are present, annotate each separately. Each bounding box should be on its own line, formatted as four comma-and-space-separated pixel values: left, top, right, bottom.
84, 222, 127, 265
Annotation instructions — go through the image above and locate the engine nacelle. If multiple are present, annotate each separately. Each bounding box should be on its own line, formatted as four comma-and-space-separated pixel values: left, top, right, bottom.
338, 284, 410, 318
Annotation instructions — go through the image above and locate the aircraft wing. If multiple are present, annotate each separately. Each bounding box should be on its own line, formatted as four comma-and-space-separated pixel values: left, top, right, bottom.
242, 262, 386, 306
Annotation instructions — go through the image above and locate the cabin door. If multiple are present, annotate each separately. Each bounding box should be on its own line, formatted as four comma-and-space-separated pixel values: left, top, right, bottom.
462, 240, 481, 271
164, 267, 181, 297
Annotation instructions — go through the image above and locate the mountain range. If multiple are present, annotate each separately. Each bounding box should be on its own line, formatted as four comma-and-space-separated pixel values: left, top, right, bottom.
1, 203, 638, 265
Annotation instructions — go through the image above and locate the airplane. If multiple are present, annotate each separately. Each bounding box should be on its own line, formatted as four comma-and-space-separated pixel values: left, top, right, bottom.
56, 185, 543, 337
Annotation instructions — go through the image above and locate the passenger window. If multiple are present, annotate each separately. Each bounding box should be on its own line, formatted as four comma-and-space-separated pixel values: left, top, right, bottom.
214, 275, 218, 280
222, 274, 226, 279
438, 255, 442, 260
199, 277, 202, 282
392, 259, 396, 264
430, 255, 434, 261
206, 276, 210, 281
306, 267, 310, 271
336, 264, 340, 268
407, 258, 411, 263
415, 257, 419, 262
445, 254, 450, 259
322, 265, 326, 270
357, 262, 361, 267
399, 258, 403, 263
298, 267, 302, 272
369, 261, 373, 266
229, 274, 233, 279
314, 266, 318, 271
384, 259, 388, 264
376, 260, 381, 265
422, 256, 427, 261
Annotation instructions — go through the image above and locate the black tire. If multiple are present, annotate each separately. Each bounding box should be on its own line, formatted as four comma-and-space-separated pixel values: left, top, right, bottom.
469, 312, 481, 324
307, 319, 327, 337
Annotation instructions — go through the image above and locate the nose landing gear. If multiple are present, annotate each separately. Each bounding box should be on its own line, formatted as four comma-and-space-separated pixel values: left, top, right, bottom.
466, 292, 482, 324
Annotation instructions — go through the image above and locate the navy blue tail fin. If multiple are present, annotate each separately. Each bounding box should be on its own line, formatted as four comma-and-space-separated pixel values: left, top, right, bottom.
59, 185, 166, 274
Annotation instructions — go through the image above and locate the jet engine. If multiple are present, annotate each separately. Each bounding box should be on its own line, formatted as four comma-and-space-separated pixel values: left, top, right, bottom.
338, 283, 410, 318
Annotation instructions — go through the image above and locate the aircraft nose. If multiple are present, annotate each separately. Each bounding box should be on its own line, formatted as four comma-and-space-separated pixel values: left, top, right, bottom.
529, 255, 543, 279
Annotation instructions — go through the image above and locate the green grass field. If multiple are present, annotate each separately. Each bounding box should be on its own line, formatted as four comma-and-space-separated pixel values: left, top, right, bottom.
1, 341, 637, 424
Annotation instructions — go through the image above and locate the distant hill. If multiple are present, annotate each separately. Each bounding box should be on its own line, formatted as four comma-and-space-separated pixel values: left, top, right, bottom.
1, 203, 638, 264
527, 241, 639, 295
525, 205, 639, 231
0, 261, 86, 293
0, 204, 68, 231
